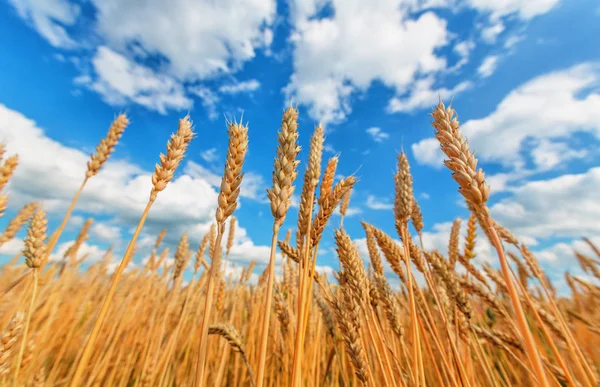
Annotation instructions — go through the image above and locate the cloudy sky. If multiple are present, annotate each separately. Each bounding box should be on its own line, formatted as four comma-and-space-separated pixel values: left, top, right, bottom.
0, 0, 599, 290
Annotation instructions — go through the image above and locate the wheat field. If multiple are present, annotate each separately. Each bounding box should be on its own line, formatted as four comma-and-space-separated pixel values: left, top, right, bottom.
0, 101, 598, 387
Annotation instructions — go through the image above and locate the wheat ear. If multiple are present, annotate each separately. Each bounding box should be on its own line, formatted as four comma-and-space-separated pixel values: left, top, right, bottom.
257, 106, 301, 387
195, 120, 248, 386
0, 202, 37, 246
431, 101, 549, 387
209, 323, 255, 387
13, 208, 46, 386
291, 124, 323, 387
45, 114, 129, 266
70, 116, 192, 387
394, 152, 424, 386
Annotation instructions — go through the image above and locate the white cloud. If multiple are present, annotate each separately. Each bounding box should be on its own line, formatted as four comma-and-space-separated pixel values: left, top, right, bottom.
491, 167, 600, 241
530, 139, 588, 170
466, 0, 561, 20
91, 0, 276, 80
524, 236, 600, 295
366, 195, 393, 210
366, 127, 389, 143
219, 79, 261, 94
76, 46, 193, 114
333, 206, 363, 217
285, 0, 449, 124
387, 77, 471, 113
481, 21, 505, 44
7, 0, 276, 115
485, 173, 515, 194
477, 55, 499, 78
411, 138, 444, 168
450, 40, 475, 71
0, 239, 25, 257
454, 40, 475, 58
7, 0, 80, 48
200, 148, 219, 163
413, 62, 600, 169
324, 144, 337, 154
534, 237, 600, 264
504, 34, 525, 49
183, 161, 221, 187
92, 222, 122, 242
465, 63, 600, 167
50, 241, 107, 263
240, 172, 268, 202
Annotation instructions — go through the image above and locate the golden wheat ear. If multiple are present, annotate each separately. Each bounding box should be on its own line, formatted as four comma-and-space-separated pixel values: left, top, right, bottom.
70, 115, 193, 387
195, 118, 249, 386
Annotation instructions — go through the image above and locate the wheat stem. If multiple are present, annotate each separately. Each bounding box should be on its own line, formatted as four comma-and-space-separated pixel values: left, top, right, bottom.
12, 269, 37, 386
486, 217, 550, 387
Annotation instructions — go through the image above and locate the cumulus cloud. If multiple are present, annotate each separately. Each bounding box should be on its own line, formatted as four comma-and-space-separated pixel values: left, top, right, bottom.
76, 47, 193, 114
7, 0, 564, 121
411, 138, 444, 168
285, 0, 449, 124
7, 0, 80, 48
530, 139, 588, 170
490, 167, 600, 241
91, 222, 122, 242
413, 62, 600, 169
90, 0, 276, 80
283, 0, 562, 123
7, 0, 276, 115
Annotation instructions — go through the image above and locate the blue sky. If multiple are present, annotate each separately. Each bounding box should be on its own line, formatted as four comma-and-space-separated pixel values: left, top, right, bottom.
0, 0, 599, 290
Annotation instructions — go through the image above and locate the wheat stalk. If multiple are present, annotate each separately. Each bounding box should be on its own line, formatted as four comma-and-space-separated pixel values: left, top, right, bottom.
394, 152, 424, 386
431, 101, 549, 387
291, 124, 324, 387
45, 114, 129, 265
257, 106, 301, 387
195, 120, 248, 386
13, 208, 47, 386
70, 115, 192, 387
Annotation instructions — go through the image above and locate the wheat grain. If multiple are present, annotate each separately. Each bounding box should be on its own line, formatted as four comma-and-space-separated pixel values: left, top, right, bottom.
86, 114, 129, 178
464, 213, 477, 261
267, 107, 301, 224
0, 312, 24, 376
0, 202, 37, 245
23, 208, 48, 269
